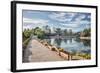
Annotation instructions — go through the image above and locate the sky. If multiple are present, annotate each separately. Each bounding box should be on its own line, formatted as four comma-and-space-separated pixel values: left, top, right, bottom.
23, 10, 91, 32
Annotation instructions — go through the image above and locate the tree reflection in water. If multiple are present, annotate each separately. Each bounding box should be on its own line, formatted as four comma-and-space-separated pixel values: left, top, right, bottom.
43, 37, 91, 55
75, 38, 91, 47
54, 38, 62, 48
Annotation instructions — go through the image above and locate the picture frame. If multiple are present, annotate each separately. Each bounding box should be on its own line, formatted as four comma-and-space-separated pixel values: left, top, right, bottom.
11, 1, 98, 72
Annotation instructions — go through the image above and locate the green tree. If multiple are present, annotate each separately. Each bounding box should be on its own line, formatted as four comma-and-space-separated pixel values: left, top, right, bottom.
83, 28, 91, 37
69, 29, 72, 36
63, 29, 68, 36
34, 27, 45, 39
43, 25, 51, 34
55, 28, 62, 36
23, 29, 32, 41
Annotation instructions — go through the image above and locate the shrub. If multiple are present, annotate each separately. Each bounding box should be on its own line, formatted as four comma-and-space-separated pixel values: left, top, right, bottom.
51, 48, 56, 51
58, 48, 64, 52
23, 38, 30, 49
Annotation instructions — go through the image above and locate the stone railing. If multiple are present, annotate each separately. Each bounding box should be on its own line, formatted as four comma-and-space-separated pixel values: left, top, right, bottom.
39, 40, 72, 60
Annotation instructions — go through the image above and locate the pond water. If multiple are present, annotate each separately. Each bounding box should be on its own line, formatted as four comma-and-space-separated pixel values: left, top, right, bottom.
43, 38, 91, 54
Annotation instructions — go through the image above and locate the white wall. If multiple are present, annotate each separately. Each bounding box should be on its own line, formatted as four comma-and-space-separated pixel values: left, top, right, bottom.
0, 0, 99, 73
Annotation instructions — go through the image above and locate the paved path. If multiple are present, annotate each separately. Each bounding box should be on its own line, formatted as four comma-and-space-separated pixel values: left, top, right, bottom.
23, 39, 65, 62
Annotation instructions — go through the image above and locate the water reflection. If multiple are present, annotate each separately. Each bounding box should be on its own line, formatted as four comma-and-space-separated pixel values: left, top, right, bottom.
44, 38, 91, 54
63, 39, 68, 44
54, 38, 62, 47
75, 38, 91, 46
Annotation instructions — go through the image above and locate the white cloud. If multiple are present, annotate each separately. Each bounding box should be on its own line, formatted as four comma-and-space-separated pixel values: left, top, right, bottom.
79, 20, 90, 25
23, 18, 49, 29
48, 12, 76, 22
23, 18, 49, 25
87, 15, 91, 19
74, 14, 86, 21
59, 20, 90, 28
24, 10, 42, 14
48, 12, 90, 30
61, 23, 79, 28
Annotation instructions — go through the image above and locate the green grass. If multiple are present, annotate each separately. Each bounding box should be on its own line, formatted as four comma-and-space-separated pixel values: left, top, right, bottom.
58, 48, 64, 52
76, 53, 91, 59
23, 38, 30, 49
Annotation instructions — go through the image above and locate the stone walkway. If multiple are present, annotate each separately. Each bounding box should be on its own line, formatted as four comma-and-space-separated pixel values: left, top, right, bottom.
23, 39, 65, 62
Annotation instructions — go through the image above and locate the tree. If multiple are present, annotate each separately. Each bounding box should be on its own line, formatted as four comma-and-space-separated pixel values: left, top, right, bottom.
81, 28, 91, 37
23, 29, 32, 38
55, 28, 62, 36
22, 29, 33, 45
34, 27, 45, 39
63, 29, 68, 36
42, 25, 51, 34
69, 29, 72, 36
54, 38, 62, 47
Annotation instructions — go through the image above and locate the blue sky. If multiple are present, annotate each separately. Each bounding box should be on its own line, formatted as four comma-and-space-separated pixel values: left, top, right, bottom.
23, 10, 91, 32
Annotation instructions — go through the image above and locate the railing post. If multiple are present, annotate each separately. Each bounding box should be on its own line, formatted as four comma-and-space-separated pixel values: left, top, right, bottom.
68, 54, 72, 60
